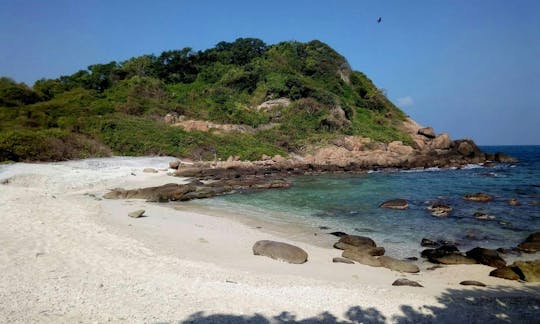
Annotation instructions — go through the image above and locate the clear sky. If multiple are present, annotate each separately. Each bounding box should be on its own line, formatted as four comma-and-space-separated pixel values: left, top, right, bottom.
1, 0, 539, 145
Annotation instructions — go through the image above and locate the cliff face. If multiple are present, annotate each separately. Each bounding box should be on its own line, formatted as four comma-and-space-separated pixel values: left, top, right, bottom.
0, 38, 500, 166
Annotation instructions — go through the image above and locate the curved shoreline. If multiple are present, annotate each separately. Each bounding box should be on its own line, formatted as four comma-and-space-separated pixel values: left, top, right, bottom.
0, 157, 538, 322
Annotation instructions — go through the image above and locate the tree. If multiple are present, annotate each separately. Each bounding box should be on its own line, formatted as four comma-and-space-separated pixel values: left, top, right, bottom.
0, 77, 39, 107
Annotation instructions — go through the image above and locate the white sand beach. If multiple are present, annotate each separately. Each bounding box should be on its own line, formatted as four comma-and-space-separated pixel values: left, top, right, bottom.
0, 157, 538, 323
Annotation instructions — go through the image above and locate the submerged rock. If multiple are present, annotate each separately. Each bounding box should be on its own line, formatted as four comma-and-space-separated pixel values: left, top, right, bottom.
392, 278, 423, 287
508, 198, 521, 206
463, 192, 493, 202
466, 247, 506, 268
427, 204, 453, 217
517, 232, 540, 253
420, 238, 440, 248
252, 240, 308, 264
474, 212, 495, 220
379, 199, 409, 210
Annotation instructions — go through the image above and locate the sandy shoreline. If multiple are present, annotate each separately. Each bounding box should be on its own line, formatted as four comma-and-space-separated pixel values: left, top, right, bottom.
0, 157, 538, 323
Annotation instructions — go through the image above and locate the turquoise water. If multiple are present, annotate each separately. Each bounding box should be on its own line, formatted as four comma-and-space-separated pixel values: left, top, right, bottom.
195, 146, 540, 258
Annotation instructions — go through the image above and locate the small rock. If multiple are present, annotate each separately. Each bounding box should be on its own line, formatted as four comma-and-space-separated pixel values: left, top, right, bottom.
379, 199, 409, 210
474, 212, 495, 220
169, 160, 181, 169
392, 279, 423, 287
143, 168, 158, 173
459, 280, 486, 287
252, 240, 308, 264
333, 257, 354, 264
463, 192, 493, 202
128, 209, 145, 218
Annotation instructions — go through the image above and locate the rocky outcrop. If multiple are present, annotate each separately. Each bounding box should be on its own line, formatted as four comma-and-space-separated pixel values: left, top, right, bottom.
418, 127, 436, 139
104, 177, 291, 202
463, 192, 493, 202
517, 232, 540, 253
379, 199, 409, 210
466, 247, 506, 268
252, 240, 308, 264
256, 98, 291, 111
392, 279, 423, 287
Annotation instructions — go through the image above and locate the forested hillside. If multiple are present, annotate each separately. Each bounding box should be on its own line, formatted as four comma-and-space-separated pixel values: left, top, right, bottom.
0, 38, 412, 162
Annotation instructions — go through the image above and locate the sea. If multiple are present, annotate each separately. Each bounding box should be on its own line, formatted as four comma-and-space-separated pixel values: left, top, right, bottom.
190, 146, 540, 260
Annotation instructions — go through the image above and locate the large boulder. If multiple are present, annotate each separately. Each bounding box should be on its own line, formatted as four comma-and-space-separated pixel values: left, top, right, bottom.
379, 199, 409, 210
434, 254, 477, 265
378, 256, 420, 273
457, 141, 475, 157
431, 133, 451, 149
466, 247, 506, 268
463, 192, 494, 202
513, 260, 540, 282
489, 267, 520, 281
342, 250, 382, 267
517, 232, 540, 253
338, 235, 376, 248
252, 240, 308, 264
418, 127, 436, 139
489, 260, 540, 282
421, 245, 460, 260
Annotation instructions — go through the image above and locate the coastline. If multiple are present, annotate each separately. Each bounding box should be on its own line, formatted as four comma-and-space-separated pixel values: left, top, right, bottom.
1, 157, 538, 322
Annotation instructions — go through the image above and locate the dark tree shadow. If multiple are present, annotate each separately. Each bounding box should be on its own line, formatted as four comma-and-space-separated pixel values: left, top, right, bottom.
175, 285, 540, 324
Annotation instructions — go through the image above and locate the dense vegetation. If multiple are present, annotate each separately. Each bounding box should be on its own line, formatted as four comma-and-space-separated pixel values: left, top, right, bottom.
0, 39, 412, 162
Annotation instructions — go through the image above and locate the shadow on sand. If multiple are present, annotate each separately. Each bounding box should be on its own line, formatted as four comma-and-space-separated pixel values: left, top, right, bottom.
175, 285, 540, 323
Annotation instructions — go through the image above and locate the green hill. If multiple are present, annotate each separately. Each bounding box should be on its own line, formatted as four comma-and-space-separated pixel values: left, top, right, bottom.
0, 38, 412, 162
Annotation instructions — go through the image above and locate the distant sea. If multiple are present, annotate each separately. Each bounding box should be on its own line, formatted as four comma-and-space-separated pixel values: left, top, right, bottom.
193, 146, 540, 259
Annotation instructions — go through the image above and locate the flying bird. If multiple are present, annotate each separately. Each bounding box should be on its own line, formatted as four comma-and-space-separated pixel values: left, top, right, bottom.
377, 17, 382, 23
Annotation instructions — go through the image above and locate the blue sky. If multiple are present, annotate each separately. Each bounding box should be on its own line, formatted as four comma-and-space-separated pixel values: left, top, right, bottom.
1, 0, 539, 144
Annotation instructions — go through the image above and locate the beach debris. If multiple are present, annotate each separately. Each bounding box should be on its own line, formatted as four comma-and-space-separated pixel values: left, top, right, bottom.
252, 240, 308, 264
508, 198, 521, 206
466, 247, 506, 268
392, 279, 423, 287
517, 232, 540, 252
332, 257, 354, 264
463, 192, 493, 202
379, 199, 409, 210
128, 209, 145, 218
459, 280, 486, 287
427, 203, 453, 217
341, 250, 382, 267
417, 127, 436, 139
143, 168, 158, 173
378, 256, 420, 273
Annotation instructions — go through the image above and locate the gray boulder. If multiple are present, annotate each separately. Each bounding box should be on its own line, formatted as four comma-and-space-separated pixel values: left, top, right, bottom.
252, 240, 308, 264
128, 209, 145, 218
379, 256, 420, 273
